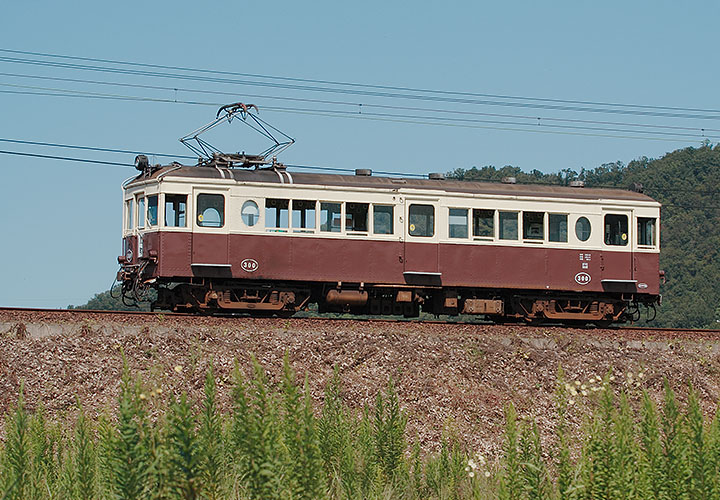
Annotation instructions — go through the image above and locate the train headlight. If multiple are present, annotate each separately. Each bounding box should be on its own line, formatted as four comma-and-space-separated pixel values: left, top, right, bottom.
125, 248, 134, 262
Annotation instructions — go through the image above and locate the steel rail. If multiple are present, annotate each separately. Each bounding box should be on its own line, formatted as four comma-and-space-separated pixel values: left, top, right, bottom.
0, 307, 718, 336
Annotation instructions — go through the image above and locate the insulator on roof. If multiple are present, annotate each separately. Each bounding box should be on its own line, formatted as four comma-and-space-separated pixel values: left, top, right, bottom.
355, 169, 372, 176
502, 176, 517, 184
569, 180, 585, 188
629, 182, 644, 193
429, 172, 446, 180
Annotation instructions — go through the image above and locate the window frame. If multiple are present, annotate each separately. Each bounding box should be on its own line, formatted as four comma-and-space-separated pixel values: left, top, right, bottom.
291, 199, 317, 233
498, 211, 519, 241
320, 201, 343, 233
125, 199, 134, 231
574, 216, 592, 242
637, 217, 657, 247
448, 207, 469, 239
472, 208, 495, 241
241, 199, 260, 228
345, 202, 369, 234
196, 193, 225, 228
604, 213, 629, 247
265, 198, 289, 232
137, 195, 146, 229
522, 211, 545, 242
408, 203, 435, 238
548, 213, 568, 243
164, 193, 187, 228
372, 204, 394, 235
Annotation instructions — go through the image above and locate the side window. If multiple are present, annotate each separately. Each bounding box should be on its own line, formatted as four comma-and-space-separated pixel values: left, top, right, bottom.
523, 212, 544, 240
575, 217, 591, 241
473, 209, 494, 239
265, 198, 289, 231
147, 195, 158, 226
604, 214, 628, 246
373, 205, 394, 235
320, 202, 342, 232
548, 214, 568, 242
346, 203, 369, 232
197, 193, 224, 228
292, 200, 316, 233
165, 194, 187, 227
241, 200, 260, 227
449, 208, 468, 238
126, 199, 134, 230
638, 217, 656, 246
499, 211, 518, 240
409, 204, 434, 237
137, 196, 145, 229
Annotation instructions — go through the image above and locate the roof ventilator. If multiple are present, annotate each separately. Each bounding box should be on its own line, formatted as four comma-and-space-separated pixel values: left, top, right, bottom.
569, 180, 585, 188
355, 169, 372, 176
502, 176, 517, 184
428, 172, 445, 180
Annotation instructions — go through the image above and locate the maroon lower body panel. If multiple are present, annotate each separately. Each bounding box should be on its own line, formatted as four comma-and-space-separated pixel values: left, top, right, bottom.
135, 231, 659, 296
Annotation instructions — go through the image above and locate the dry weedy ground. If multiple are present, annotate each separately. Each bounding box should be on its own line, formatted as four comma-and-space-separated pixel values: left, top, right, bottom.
1, 310, 719, 456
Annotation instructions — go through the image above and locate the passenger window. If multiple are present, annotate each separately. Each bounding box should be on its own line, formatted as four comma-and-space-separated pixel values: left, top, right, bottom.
373, 205, 394, 235
292, 200, 316, 232
165, 194, 187, 227
197, 193, 225, 228
346, 203, 369, 232
137, 197, 145, 229
523, 212, 544, 240
241, 200, 259, 227
499, 211, 518, 240
575, 217, 591, 241
638, 217, 656, 246
449, 208, 468, 238
604, 214, 628, 246
473, 209, 494, 239
147, 195, 158, 226
320, 202, 342, 232
126, 199, 134, 230
265, 199, 289, 231
409, 204, 434, 237
548, 214, 568, 242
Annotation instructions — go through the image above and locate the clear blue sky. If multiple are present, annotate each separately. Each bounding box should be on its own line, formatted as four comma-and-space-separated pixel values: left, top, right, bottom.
1, 1, 718, 307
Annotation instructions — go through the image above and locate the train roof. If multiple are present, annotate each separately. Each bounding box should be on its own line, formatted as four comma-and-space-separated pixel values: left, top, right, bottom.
127, 165, 659, 204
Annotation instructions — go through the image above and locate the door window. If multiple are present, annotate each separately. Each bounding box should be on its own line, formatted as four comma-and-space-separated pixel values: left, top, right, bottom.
604, 214, 628, 246
408, 204, 434, 237
197, 194, 225, 228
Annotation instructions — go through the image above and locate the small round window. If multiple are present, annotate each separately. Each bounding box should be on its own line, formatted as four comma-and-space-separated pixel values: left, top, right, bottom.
241, 200, 260, 226
575, 217, 591, 241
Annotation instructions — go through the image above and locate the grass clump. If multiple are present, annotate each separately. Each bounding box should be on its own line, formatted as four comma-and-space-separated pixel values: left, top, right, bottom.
3, 362, 720, 499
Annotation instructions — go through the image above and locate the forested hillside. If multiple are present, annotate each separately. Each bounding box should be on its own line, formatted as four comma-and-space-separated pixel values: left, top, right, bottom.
449, 143, 720, 328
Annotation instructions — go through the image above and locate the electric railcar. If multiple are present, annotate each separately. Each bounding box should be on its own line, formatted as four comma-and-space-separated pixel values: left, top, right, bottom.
117, 162, 662, 325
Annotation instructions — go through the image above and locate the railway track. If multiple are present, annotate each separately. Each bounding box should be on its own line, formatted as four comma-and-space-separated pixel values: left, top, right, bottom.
0, 306, 718, 337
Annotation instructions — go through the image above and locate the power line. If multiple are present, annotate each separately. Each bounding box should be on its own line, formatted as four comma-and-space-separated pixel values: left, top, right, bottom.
2, 54, 720, 120
3, 47, 720, 116
3, 70, 719, 135
2, 136, 720, 193
0, 86, 715, 144
0, 149, 130, 167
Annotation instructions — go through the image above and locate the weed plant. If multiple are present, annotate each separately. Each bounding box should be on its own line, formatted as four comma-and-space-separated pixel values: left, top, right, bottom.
3, 361, 720, 499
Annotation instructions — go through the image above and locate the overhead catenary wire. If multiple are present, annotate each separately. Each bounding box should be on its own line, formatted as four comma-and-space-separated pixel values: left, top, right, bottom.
2, 137, 720, 195
3, 47, 720, 116
0, 87, 716, 144
2, 54, 720, 120
2, 71, 719, 135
